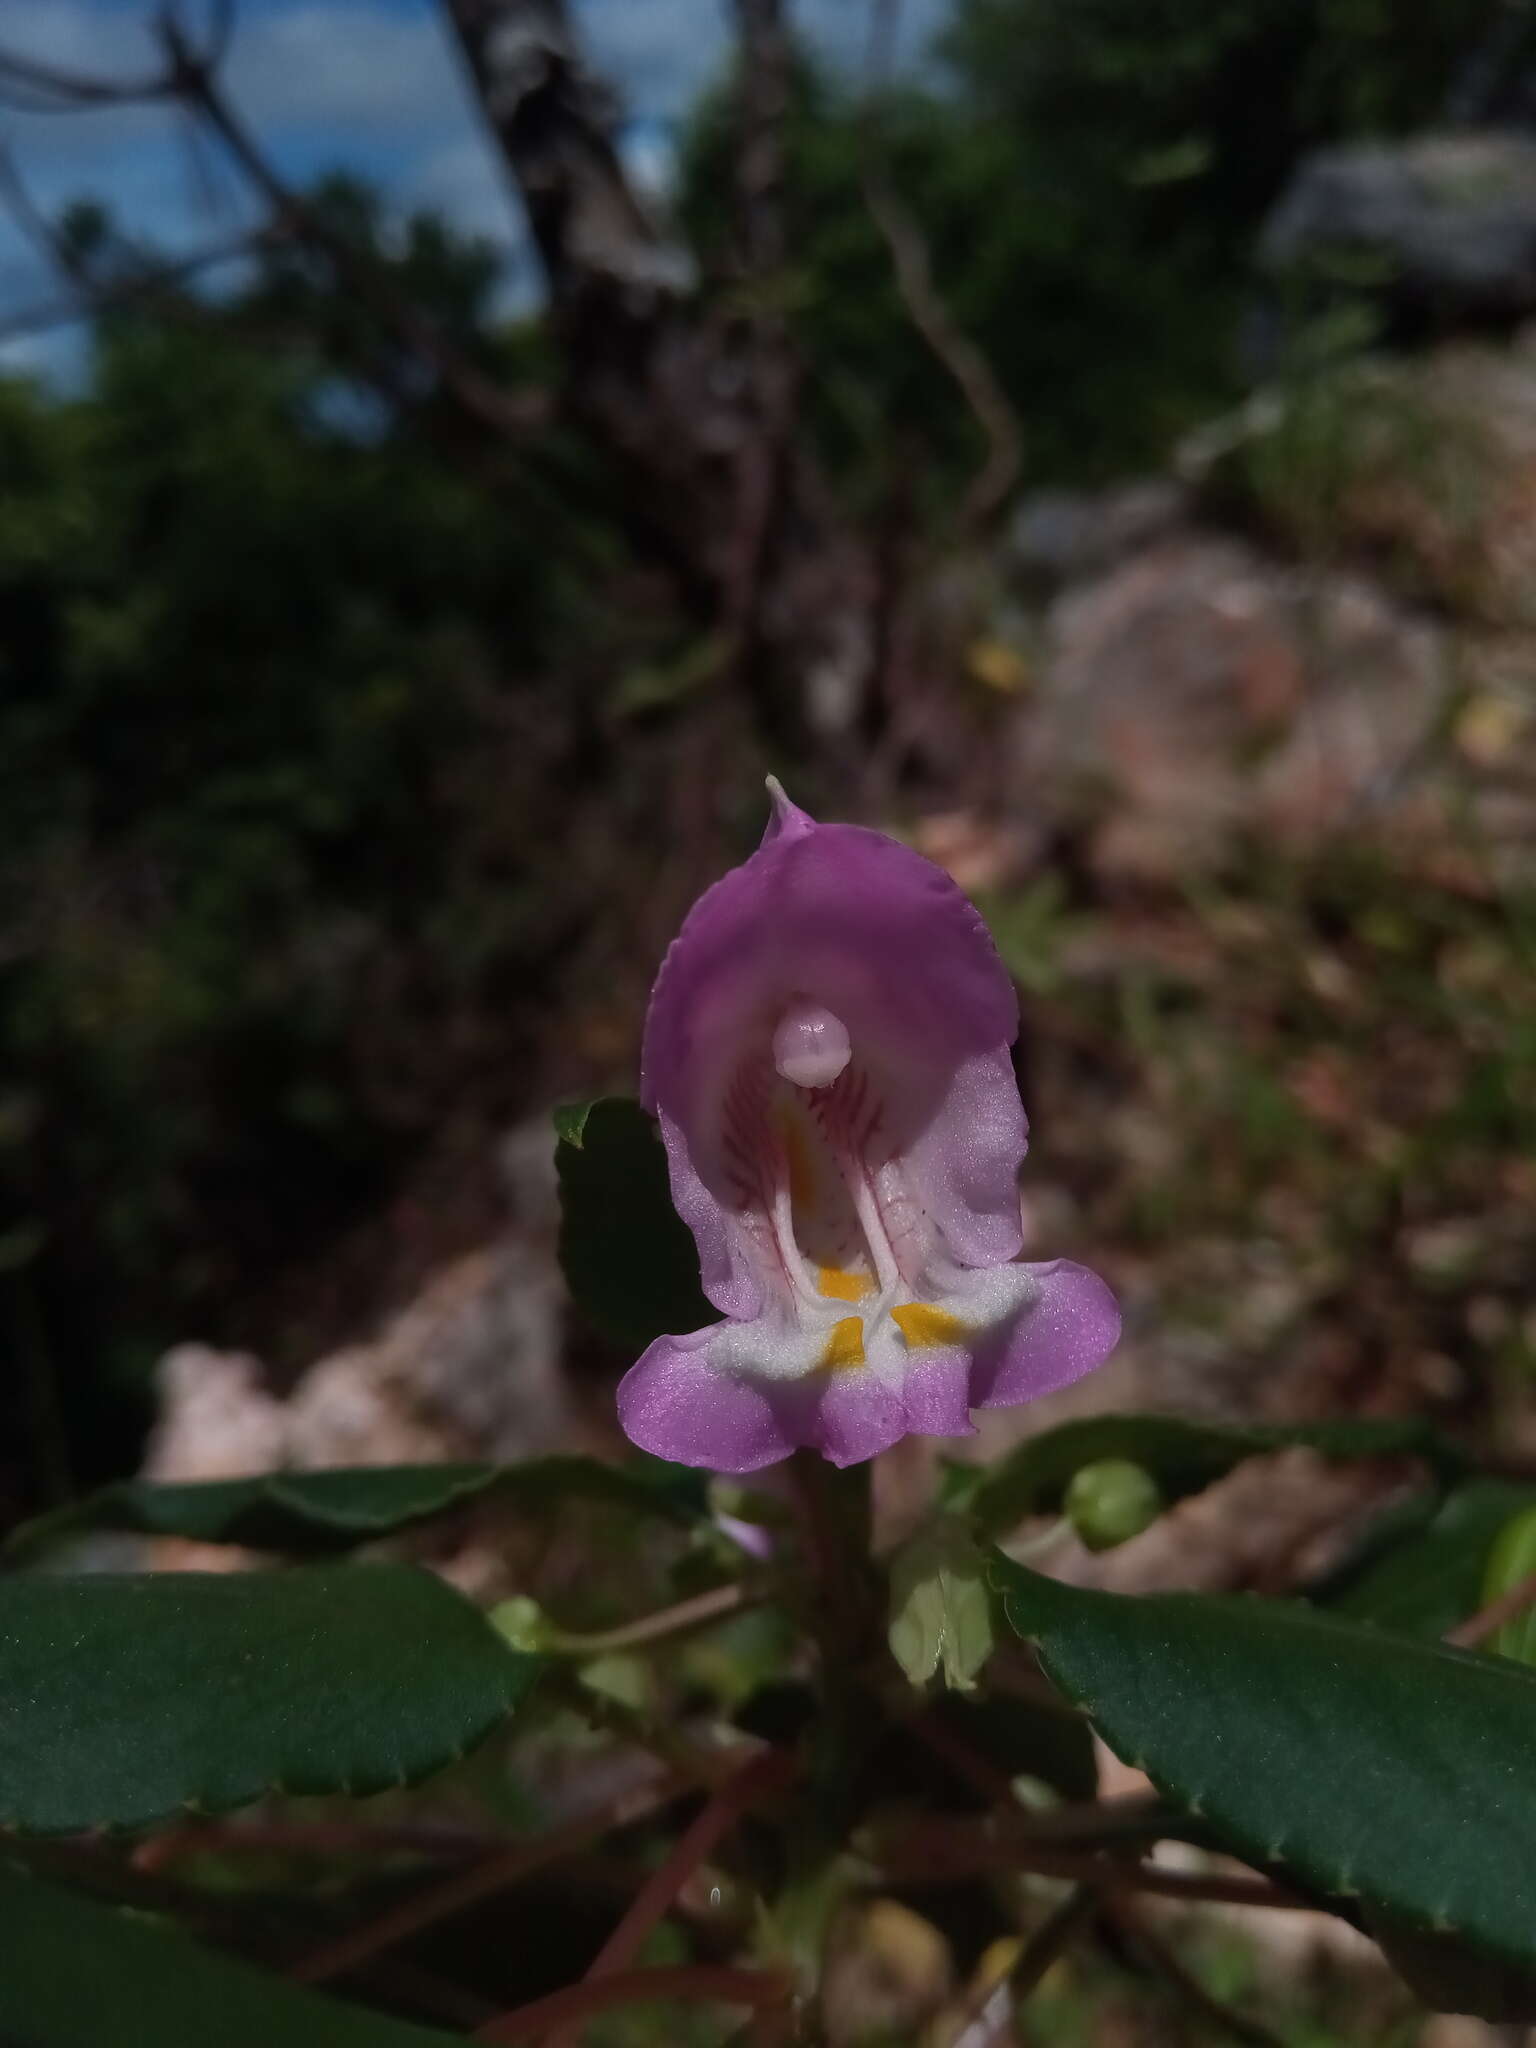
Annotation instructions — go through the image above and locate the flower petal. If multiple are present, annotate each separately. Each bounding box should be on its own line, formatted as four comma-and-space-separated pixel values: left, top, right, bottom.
899, 1347, 978, 1439
616, 1328, 797, 1473
969, 1259, 1122, 1408
642, 800, 1019, 1180
899, 1047, 1029, 1270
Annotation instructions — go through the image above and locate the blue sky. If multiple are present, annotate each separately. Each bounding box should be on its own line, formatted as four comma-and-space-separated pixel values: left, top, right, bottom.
0, 0, 953, 377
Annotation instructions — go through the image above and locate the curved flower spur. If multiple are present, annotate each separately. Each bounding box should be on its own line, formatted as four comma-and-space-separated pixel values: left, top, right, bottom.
618, 783, 1120, 1471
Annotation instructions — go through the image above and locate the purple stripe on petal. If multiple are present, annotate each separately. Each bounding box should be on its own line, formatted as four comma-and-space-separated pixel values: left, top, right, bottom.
617, 1329, 797, 1473
970, 1260, 1122, 1410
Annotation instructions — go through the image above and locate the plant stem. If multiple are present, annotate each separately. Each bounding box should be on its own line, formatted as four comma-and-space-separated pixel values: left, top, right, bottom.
290, 1766, 696, 1986
1107, 1899, 1287, 2048
788, 1451, 878, 1826
544, 1581, 757, 1655
536, 1748, 796, 2048
471, 1964, 794, 2043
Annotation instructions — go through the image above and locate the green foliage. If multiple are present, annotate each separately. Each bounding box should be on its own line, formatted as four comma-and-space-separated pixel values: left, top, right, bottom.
555, 1098, 713, 1348
3, 1455, 706, 1564
0, 1565, 537, 1832
1324, 1480, 1536, 1639
0, 1866, 463, 2048
0, 201, 629, 1489
966, 1410, 1456, 1534
681, 0, 1521, 483
996, 1555, 1536, 1970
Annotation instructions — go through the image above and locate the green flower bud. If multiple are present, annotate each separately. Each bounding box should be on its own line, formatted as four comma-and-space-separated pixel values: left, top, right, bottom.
1064, 1459, 1164, 1552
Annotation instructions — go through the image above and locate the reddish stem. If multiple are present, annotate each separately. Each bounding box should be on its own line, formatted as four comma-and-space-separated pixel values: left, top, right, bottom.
472, 1964, 794, 2043
537, 1747, 796, 2048
291, 1767, 693, 1986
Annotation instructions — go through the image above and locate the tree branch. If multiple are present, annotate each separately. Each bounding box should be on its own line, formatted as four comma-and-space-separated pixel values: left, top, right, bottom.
859, 0, 1021, 532
156, 13, 541, 441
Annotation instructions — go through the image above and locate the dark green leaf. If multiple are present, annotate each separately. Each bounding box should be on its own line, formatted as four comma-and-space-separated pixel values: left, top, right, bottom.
4, 1455, 706, 1564
1323, 1480, 1536, 1639
0, 1865, 461, 2046
995, 1557, 1536, 1969
0, 1565, 538, 1833
970, 1412, 1459, 1535
556, 1096, 712, 1349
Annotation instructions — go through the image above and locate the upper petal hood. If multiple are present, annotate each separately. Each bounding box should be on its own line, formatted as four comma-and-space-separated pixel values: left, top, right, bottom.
642, 783, 1022, 1187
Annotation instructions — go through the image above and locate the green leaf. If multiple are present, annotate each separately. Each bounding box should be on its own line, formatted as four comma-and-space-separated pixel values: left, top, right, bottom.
553, 1099, 596, 1147
4, 1455, 706, 1564
555, 1096, 712, 1349
1323, 1480, 1536, 1639
0, 1865, 462, 2047
1483, 1505, 1536, 1668
888, 1520, 995, 1692
0, 1565, 538, 1833
969, 1412, 1459, 1535
995, 1557, 1536, 1970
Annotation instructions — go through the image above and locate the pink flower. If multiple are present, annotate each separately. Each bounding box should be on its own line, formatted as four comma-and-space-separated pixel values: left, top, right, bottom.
617, 784, 1120, 1471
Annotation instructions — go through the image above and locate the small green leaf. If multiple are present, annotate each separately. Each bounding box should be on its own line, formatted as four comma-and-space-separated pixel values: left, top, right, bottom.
556, 1096, 712, 1349
995, 1556, 1536, 1971
1324, 1480, 1536, 1639
1483, 1505, 1536, 1667
553, 1099, 596, 1148
0, 1565, 539, 1833
970, 1412, 1458, 1535
4, 1454, 706, 1564
888, 1520, 994, 1692
0, 1865, 462, 2046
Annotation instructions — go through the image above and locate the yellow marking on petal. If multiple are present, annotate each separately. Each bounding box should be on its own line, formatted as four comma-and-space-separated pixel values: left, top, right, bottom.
891, 1302, 970, 1351
778, 1111, 816, 1213
819, 1316, 866, 1371
818, 1264, 874, 1303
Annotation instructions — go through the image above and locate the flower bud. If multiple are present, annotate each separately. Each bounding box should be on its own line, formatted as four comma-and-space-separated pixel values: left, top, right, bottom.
1064, 1458, 1163, 1552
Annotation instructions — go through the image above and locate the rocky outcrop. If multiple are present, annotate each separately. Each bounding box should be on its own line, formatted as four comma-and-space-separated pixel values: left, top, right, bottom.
1261, 132, 1536, 331
1012, 528, 1450, 878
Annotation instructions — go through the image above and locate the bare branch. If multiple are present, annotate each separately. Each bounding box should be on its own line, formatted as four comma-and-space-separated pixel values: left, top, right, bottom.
0, 146, 93, 290
0, 231, 268, 348
859, 0, 1022, 532
154, 12, 540, 440
0, 0, 233, 106
0, 42, 173, 107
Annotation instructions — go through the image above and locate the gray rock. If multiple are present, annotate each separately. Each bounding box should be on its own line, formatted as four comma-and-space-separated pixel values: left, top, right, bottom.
1008, 479, 1189, 587
1261, 132, 1536, 327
